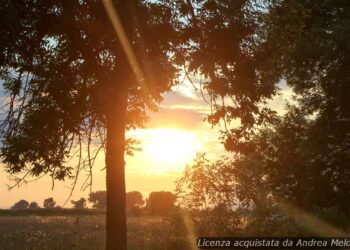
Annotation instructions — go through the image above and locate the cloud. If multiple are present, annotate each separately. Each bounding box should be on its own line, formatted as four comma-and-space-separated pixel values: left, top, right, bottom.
163, 104, 210, 114
161, 92, 203, 106
147, 107, 205, 129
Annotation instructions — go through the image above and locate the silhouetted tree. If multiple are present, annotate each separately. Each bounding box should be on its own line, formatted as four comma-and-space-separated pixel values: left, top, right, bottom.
176, 0, 350, 215
11, 200, 29, 210
248, 0, 350, 213
178, 106, 350, 216
88, 191, 107, 209
71, 198, 87, 209
176, 153, 239, 210
148, 191, 176, 216
176, 0, 277, 154
43, 198, 56, 209
88, 190, 144, 211
29, 202, 40, 209
0, 1, 181, 248
126, 191, 144, 211
234, 106, 350, 214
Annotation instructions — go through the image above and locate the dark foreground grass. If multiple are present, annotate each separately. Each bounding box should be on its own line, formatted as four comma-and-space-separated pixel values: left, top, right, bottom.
0, 214, 189, 250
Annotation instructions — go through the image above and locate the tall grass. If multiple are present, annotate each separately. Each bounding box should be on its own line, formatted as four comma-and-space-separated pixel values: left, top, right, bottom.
0, 214, 189, 249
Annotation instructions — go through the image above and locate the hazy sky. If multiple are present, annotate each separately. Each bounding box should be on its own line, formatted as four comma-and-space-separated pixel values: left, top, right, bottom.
0, 79, 292, 208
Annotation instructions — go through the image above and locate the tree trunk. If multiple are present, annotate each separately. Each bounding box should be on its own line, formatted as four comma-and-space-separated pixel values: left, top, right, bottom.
106, 89, 128, 250
104, 1, 133, 249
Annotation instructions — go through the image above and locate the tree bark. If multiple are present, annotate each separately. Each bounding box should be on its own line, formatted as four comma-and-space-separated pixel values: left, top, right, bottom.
104, 1, 133, 249
106, 88, 128, 250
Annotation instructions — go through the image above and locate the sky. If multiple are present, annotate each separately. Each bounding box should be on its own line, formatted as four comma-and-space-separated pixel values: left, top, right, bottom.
0, 78, 293, 208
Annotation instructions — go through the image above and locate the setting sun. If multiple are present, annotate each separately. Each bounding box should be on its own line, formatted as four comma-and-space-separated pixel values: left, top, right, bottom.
127, 128, 203, 174
146, 129, 199, 165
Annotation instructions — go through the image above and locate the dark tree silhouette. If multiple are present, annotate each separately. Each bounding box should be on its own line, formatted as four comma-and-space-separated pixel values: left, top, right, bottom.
71, 198, 87, 209
43, 198, 56, 209
176, 153, 238, 210
88, 190, 144, 211
89, 191, 107, 209
176, 0, 350, 214
126, 191, 144, 211
249, 1, 350, 213
11, 200, 29, 210
147, 191, 176, 216
29, 202, 40, 209
0, 1, 180, 249
1, 0, 348, 245
176, 0, 278, 154
176, 0, 350, 217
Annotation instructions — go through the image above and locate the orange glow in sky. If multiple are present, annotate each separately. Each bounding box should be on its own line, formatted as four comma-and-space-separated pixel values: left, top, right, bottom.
0, 80, 291, 208
146, 129, 198, 165
131, 128, 202, 174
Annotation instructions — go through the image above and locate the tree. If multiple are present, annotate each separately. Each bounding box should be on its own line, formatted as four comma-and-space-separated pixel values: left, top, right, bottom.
176, 153, 239, 210
11, 200, 29, 210
43, 197, 56, 209
71, 197, 87, 209
178, 104, 350, 222
147, 191, 176, 216
177, 0, 348, 151
88, 191, 107, 209
176, 0, 278, 154
252, 0, 350, 214
0, 1, 180, 249
126, 191, 144, 211
236, 106, 350, 214
29, 201, 40, 209
176, 0, 350, 213
88, 190, 144, 211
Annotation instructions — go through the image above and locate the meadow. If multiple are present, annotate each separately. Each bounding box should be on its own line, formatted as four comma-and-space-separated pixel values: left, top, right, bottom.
0, 212, 189, 250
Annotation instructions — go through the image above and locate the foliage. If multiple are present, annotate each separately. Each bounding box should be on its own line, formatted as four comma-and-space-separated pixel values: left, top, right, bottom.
1, 0, 349, 244
126, 191, 144, 211
315, 206, 349, 231
88, 191, 107, 209
28, 202, 40, 209
11, 200, 29, 210
176, 154, 264, 236
88, 190, 144, 211
251, 0, 350, 213
177, 0, 350, 222
176, 0, 350, 156
71, 198, 87, 209
175, 0, 278, 154
43, 198, 56, 209
176, 133, 350, 236
0, 1, 182, 246
176, 153, 239, 210
262, 0, 350, 119
226, 105, 350, 214
147, 191, 176, 216
0, 0, 181, 191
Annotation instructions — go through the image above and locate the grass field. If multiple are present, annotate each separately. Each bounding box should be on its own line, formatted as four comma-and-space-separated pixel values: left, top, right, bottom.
0, 213, 189, 250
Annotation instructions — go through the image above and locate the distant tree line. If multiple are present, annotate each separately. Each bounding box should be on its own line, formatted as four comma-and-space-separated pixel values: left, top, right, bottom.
88, 190, 176, 216
11, 197, 58, 210
10, 191, 176, 216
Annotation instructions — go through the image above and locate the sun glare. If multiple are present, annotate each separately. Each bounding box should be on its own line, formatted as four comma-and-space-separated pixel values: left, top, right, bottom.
127, 128, 202, 174
146, 129, 198, 164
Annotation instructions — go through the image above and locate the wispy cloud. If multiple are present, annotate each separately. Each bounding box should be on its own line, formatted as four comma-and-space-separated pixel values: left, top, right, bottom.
147, 107, 205, 129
